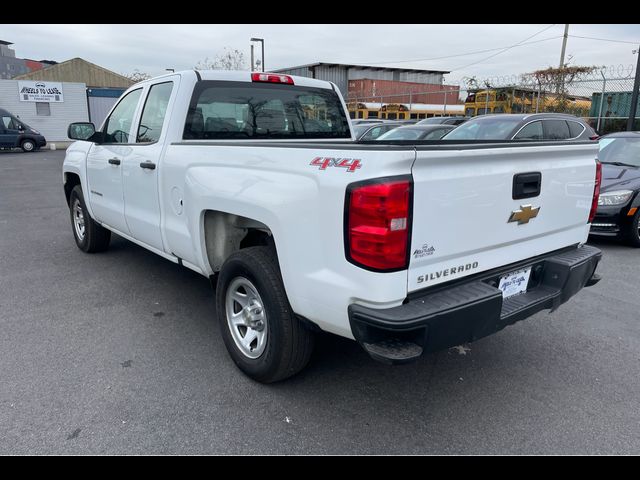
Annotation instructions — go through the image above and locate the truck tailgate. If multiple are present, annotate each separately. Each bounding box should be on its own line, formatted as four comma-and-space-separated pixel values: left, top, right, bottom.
408, 142, 598, 293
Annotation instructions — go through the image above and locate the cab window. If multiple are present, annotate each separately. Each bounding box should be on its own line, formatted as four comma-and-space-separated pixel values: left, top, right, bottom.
137, 82, 174, 143
103, 88, 142, 143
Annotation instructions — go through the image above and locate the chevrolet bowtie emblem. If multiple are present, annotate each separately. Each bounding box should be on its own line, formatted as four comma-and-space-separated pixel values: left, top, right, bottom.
508, 205, 540, 225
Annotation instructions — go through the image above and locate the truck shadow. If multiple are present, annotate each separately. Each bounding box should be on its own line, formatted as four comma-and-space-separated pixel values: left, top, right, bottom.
104, 237, 587, 391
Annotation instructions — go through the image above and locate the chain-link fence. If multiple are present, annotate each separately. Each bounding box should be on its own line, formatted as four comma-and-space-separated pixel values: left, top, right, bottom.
347, 66, 639, 134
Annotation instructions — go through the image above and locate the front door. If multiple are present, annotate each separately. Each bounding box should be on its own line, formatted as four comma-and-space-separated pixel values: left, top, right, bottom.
0, 115, 19, 147
122, 80, 176, 251
86, 88, 143, 234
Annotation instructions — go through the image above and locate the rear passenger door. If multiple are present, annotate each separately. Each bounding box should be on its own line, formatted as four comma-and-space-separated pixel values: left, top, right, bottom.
513, 121, 543, 140
122, 78, 177, 252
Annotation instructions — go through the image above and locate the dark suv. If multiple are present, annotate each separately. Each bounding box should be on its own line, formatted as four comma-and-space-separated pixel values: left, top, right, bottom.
441, 113, 597, 141
0, 108, 47, 152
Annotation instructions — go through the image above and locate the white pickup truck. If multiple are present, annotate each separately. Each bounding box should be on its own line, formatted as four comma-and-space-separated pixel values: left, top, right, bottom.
63, 70, 603, 382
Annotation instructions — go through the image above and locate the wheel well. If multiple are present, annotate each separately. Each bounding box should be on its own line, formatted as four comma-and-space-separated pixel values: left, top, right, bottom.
64, 172, 81, 206
203, 210, 273, 272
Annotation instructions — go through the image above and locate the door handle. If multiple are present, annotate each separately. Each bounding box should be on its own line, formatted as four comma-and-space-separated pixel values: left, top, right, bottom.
140, 162, 156, 170
108, 158, 121, 166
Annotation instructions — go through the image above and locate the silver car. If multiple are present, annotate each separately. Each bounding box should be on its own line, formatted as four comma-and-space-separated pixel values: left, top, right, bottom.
441, 113, 598, 141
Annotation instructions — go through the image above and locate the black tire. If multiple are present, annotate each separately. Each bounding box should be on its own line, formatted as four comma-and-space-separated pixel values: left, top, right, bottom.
20, 139, 35, 152
69, 185, 111, 253
624, 210, 640, 247
216, 246, 315, 383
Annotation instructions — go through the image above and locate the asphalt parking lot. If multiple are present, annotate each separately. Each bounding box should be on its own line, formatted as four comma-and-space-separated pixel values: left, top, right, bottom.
1, 148, 639, 455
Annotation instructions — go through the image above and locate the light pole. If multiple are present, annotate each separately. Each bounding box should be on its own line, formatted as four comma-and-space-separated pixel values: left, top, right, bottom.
627, 47, 640, 131
251, 38, 264, 72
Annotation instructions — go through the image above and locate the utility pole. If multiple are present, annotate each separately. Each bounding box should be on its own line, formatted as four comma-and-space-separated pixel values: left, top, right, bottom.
558, 24, 569, 70
557, 24, 569, 94
628, 46, 640, 131
250, 44, 255, 71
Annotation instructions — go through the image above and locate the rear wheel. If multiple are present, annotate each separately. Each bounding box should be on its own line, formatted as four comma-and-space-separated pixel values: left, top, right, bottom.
216, 246, 315, 383
69, 185, 111, 253
21, 139, 35, 152
624, 210, 640, 247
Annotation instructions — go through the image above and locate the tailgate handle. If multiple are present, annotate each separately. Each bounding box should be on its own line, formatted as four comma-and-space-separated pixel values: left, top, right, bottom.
513, 172, 541, 200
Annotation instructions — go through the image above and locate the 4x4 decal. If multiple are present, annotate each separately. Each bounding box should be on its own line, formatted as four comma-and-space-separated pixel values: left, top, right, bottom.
310, 157, 362, 173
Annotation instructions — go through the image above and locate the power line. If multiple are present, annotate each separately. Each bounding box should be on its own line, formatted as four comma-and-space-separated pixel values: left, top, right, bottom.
569, 34, 640, 45
451, 24, 558, 72
353, 36, 563, 66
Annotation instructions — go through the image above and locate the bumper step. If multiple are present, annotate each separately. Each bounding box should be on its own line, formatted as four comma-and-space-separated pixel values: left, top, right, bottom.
362, 339, 423, 364
349, 245, 602, 365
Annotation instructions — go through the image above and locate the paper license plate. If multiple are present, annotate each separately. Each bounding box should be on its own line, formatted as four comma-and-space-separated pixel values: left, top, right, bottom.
498, 267, 532, 298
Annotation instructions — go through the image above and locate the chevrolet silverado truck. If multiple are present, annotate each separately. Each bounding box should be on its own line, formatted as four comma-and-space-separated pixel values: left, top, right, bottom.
63, 70, 603, 382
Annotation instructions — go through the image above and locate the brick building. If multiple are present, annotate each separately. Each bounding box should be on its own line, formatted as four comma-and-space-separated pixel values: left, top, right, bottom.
273, 62, 460, 104
348, 78, 461, 105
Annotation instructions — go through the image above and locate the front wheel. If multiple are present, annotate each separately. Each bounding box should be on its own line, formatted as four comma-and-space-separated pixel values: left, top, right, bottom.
216, 246, 315, 383
69, 185, 111, 253
624, 209, 640, 247
21, 139, 35, 152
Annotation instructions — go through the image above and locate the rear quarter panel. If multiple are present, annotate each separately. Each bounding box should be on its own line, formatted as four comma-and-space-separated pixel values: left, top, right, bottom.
160, 143, 416, 338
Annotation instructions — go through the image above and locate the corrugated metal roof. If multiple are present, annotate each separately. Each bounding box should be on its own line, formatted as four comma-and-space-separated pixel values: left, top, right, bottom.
273, 62, 449, 75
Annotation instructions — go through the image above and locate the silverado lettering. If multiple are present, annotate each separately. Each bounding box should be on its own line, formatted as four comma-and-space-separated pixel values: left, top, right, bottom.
416, 262, 479, 284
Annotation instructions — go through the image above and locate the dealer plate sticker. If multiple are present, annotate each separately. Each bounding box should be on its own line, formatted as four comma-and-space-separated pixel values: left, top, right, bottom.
498, 267, 531, 298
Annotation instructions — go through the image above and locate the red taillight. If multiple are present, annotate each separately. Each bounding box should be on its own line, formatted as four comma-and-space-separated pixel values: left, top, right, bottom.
588, 161, 602, 223
251, 72, 294, 85
346, 178, 412, 271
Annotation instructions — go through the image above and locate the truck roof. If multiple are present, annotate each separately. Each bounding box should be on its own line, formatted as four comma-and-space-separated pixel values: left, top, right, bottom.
134, 70, 335, 90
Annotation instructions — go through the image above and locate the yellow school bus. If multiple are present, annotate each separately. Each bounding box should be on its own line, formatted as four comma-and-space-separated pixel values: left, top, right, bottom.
464, 88, 592, 117
346, 102, 383, 120
347, 102, 465, 121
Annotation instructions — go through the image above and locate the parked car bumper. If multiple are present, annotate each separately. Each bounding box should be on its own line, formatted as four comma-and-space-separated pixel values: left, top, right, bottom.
348, 245, 602, 364
590, 203, 637, 237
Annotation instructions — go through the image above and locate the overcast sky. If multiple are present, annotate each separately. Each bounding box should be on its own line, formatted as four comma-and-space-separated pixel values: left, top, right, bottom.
1, 24, 638, 83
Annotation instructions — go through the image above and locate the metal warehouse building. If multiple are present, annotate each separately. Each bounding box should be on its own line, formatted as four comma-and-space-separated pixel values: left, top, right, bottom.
272, 62, 450, 99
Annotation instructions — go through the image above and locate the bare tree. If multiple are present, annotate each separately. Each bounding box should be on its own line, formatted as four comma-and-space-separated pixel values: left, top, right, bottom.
123, 69, 152, 82
521, 65, 602, 114
195, 47, 248, 71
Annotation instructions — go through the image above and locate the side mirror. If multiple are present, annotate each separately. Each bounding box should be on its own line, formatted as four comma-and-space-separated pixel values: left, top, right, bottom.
18, 124, 24, 131
68, 122, 96, 141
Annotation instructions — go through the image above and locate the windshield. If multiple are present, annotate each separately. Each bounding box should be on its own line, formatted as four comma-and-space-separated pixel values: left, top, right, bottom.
377, 127, 424, 140
599, 137, 640, 167
353, 124, 371, 137
442, 116, 522, 140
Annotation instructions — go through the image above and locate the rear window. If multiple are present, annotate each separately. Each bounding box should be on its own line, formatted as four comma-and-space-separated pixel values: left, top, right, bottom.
183, 80, 351, 140
567, 120, 585, 138
543, 120, 571, 140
